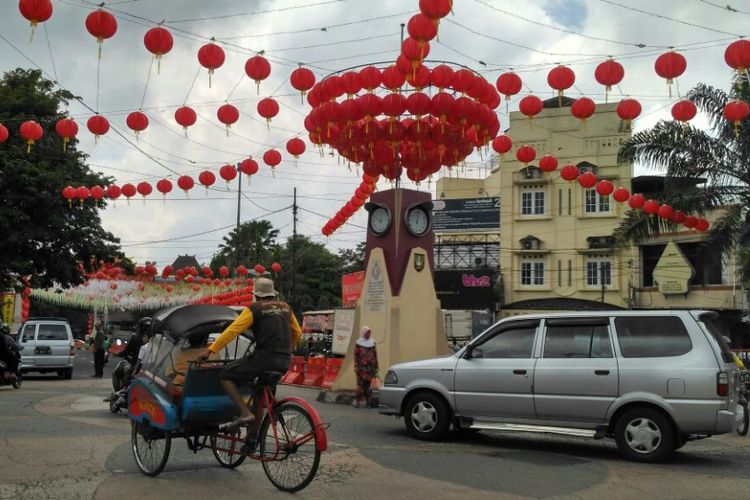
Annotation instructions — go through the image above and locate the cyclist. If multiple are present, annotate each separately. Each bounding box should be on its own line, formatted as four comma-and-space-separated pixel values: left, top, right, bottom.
196, 277, 301, 452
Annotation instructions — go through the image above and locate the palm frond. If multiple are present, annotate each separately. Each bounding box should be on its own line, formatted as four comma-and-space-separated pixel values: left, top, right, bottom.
706, 203, 745, 261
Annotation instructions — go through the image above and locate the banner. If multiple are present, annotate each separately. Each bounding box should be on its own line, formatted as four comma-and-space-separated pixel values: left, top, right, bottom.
432, 197, 501, 232
342, 271, 365, 305
1, 293, 15, 326
331, 309, 356, 355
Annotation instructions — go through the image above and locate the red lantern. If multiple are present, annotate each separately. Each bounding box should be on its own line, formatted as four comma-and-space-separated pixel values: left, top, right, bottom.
220, 164, 237, 185
263, 149, 282, 170
594, 58, 624, 101
87, 115, 110, 143
144, 26, 174, 71
419, 0, 452, 20
271, 262, 282, 274
560, 164, 579, 181
628, 193, 645, 210
19, 120, 43, 153
90, 185, 104, 201
219, 265, 229, 277
684, 215, 698, 229
595, 180, 614, 196
519, 95, 543, 121
55, 118, 78, 151
616, 98, 641, 126
452, 69, 476, 94
671, 100, 697, 123
236, 265, 248, 277
0, 124, 8, 143
217, 104, 239, 135
121, 183, 137, 201
612, 187, 630, 203
85, 9, 117, 58
156, 179, 172, 198
359, 66, 382, 92
725, 39, 750, 74
643, 199, 660, 215
107, 185, 121, 200
290, 66, 316, 99
197, 41, 225, 87
126, 111, 149, 136
174, 106, 197, 136
695, 219, 710, 232
492, 134, 512, 155
547, 65, 575, 104
76, 186, 90, 207
670, 211, 686, 224
136, 181, 152, 199
578, 172, 597, 189
286, 138, 306, 158
62, 186, 75, 207
658, 204, 674, 219
245, 54, 271, 93
654, 51, 687, 97
515, 145, 536, 165
177, 175, 194, 195
254, 264, 266, 275
257, 97, 279, 128
571, 97, 596, 123
408, 13, 438, 42
382, 65, 406, 91
406, 65, 431, 90
240, 158, 259, 177
19, 0, 52, 39
538, 155, 558, 173
198, 170, 216, 192
431, 64, 454, 90
723, 99, 749, 137
496, 72, 522, 103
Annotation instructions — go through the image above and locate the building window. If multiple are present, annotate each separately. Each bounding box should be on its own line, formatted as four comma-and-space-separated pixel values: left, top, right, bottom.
521, 259, 545, 286
586, 258, 612, 287
585, 189, 610, 214
521, 189, 545, 216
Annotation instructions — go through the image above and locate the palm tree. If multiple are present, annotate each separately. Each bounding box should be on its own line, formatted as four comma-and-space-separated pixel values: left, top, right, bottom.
216, 220, 280, 267
614, 73, 750, 264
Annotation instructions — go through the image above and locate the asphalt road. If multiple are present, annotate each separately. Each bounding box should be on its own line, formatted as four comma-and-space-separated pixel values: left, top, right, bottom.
20, 349, 116, 382
2, 374, 750, 499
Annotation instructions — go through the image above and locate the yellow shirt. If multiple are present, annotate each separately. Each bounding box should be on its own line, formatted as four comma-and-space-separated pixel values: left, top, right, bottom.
733, 353, 746, 370
209, 307, 302, 354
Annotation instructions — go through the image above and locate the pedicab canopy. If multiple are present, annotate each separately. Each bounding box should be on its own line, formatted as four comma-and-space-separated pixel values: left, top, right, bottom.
152, 304, 241, 342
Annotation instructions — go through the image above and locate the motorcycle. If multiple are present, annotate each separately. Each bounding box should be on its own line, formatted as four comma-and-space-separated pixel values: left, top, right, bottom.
0, 352, 22, 389
107, 358, 132, 413
737, 370, 749, 436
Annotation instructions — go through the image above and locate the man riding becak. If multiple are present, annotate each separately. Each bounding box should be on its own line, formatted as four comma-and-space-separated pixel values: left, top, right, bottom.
196, 277, 301, 453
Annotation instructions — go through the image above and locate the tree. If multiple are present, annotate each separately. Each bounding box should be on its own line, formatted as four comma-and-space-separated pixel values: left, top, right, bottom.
211, 220, 280, 273
614, 74, 750, 264
338, 241, 367, 275
0, 69, 124, 290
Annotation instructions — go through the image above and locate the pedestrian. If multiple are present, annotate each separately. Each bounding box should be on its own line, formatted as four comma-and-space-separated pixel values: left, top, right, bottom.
352, 325, 378, 408
91, 321, 105, 378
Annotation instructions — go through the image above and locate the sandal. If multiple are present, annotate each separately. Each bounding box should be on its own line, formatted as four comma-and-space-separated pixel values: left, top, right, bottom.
224, 414, 255, 431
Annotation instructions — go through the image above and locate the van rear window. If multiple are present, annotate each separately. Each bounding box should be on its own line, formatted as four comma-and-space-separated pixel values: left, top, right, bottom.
698, 314, 734, 364
36, 324, 69, 341
614, 316, 692, 357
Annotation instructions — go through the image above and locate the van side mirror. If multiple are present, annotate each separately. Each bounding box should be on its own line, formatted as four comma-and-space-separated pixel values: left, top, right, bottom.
465, 346, 483, 359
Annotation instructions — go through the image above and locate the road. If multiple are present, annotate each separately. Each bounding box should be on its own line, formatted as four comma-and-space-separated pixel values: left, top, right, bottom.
20, 349, 116, 382
2, 364, 750, 499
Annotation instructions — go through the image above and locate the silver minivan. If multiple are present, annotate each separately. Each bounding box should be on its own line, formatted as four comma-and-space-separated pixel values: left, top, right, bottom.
379, 310, 739, 462
18, 318, 75, 379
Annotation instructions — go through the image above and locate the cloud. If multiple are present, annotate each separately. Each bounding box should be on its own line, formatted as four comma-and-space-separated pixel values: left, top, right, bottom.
542, 0, 588, 31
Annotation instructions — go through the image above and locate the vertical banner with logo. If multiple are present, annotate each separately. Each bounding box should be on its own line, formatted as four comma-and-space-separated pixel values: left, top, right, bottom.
1, 293, 15, 326
341, 271, 365, 306
331, 308, 356, 355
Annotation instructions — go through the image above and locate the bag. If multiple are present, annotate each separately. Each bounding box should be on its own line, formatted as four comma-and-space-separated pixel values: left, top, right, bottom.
371, 377, 381, 390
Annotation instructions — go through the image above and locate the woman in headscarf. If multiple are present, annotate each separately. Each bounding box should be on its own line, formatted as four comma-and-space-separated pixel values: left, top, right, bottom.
353, 325, 378, 408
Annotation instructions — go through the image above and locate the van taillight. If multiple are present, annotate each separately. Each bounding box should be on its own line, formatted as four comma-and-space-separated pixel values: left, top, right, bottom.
69, 344, 75, 356
717, 371, 728, 397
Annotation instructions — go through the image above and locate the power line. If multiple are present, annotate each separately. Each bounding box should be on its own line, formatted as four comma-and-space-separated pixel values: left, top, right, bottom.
695, 0, 750, 15
166, 0, 346, 24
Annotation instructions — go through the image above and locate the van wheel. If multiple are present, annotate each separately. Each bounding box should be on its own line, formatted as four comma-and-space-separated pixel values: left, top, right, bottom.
64, 368, 73, 380
614, 408, 675, 462
403, 392, 450, 441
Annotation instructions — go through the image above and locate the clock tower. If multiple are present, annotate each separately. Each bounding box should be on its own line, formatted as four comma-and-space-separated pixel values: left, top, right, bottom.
332, 187, 448, 393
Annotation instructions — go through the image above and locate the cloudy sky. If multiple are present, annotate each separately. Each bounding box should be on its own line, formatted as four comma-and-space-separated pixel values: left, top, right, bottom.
1, 0, 745, 269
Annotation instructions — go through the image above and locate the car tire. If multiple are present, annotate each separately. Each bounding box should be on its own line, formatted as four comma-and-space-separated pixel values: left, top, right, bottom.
64, 368, 73, 380
614, 407, 675, 462
403, 392, 451, 441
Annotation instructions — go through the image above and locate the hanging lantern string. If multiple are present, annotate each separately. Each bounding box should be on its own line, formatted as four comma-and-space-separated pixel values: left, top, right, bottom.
139, 55, 155, 110
225, 74, 245, 102
42, 24, 59, 84
95, 46, 101, 113
182, 66, 201, 105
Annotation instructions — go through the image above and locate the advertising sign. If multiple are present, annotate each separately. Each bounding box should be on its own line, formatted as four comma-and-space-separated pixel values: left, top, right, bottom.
435, 269, 500, 310
331, 309, 356, 355
342, 271, 365, 305
432, 197, 500, 232
1, 293, 15, 326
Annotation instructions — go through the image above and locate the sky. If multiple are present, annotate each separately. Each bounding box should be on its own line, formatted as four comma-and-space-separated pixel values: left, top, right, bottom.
0, 0, 746, 270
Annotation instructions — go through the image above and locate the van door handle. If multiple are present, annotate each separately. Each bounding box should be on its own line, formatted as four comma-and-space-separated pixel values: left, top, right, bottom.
513, 369, 527, 375
594, 370, 610, 376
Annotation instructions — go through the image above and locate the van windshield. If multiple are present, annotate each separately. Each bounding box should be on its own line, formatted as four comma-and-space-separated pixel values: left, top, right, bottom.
698, 313, 734, 364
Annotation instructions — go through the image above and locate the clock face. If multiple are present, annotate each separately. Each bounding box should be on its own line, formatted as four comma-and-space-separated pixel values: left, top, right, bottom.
406, 206, 430, 236
370, 206, 391, 235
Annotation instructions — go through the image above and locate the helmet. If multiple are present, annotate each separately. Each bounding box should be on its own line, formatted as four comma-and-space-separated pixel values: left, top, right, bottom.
0, 324, 9, 335
136, 317, 153, 335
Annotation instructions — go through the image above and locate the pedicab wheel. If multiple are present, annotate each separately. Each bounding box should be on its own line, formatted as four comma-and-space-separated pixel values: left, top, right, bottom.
131, 421, 171, 476
259, 403, 321, 493
211, 428, 248, 468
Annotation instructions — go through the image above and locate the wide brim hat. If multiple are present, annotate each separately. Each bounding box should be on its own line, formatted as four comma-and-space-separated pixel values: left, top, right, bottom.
253, 277, 278, 298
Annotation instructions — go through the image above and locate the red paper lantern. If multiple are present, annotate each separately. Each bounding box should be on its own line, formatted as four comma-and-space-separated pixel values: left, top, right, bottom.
219, 265, 229, 277
616, 98, 641, 126
156, 179, 172, 196
725, 39, 750, 74
578, 171, 597, 189
595, 179, 614, 196
290, 66, 316, 98
452, 69, 475, 94
723, 99, 749, 137
402, 37, 430, 65
137, 181, 152, 198
339, 71, 361, 97
62, 186, 75, 207
547, 65, 575, 102
121, 183, 137, 200
245, 55, 271, 92
408, 13, 438, 42
85, 9, 117, 58
144, 27, 174, 69
654, 51, 687, 96
594, 58, 624, 99
177, 175, 194, 194
197, 41, 225, 87
643, 199, 660, 215
519, 95, 543, 120
174, 106, 197, 136
19, 0, 52, 35
236, 265, 248, 277
491, 134, 512, 155
695, 219, 710, 232
382, 65, 406, 91
431, 64, 454, 90
496, 72, 522, 102
671, 211, 686, 224
571, 97, 596, 123
217, 104, 239, 134
263, 149, 282, 169
0, 124, 8, 143
612, 187, 630, 203
419, 0, 452, 20
628, 193, 645, 210
19, 120, 43, 152
538, 155, 558, 173
220, 164, 237, 184
271, 262, 282, 274
257, 98, 279, 124
90, 185, 104, 201
684, 215, 698, 228
359, 66, 382, 92
55, 118, 78, 151
87, 115, 110, 142
198, 170, 216, 191
286, 138, 306, 158
76, 186, 90, 205
658, 204, 674, 219
107, 185, 121, 200
254, 264, 266, 275
406, 65, 431, 90
560, 164, 579, 181
126, 111, 149, 135
671, 100, 697, 123
240, 158, 259, 176
515, 145, 536, 165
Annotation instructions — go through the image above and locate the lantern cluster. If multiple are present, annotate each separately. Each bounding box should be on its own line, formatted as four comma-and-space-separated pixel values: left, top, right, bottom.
322, 174, 379, 236
304, 63, 501, 182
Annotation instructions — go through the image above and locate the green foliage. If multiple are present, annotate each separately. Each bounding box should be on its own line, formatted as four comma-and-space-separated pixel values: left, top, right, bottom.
0, 68, 123, 290
338, 241, 366, 275
211, 220, 280, 273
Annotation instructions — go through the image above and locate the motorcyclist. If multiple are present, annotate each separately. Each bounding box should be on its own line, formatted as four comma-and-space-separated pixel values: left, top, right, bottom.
0, 324, 21, 382
112, 317, 152, 389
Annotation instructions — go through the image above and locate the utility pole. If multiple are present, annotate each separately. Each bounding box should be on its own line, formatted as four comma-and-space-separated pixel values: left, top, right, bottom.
291, 188, 298, 305
235, 162, 242, 270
